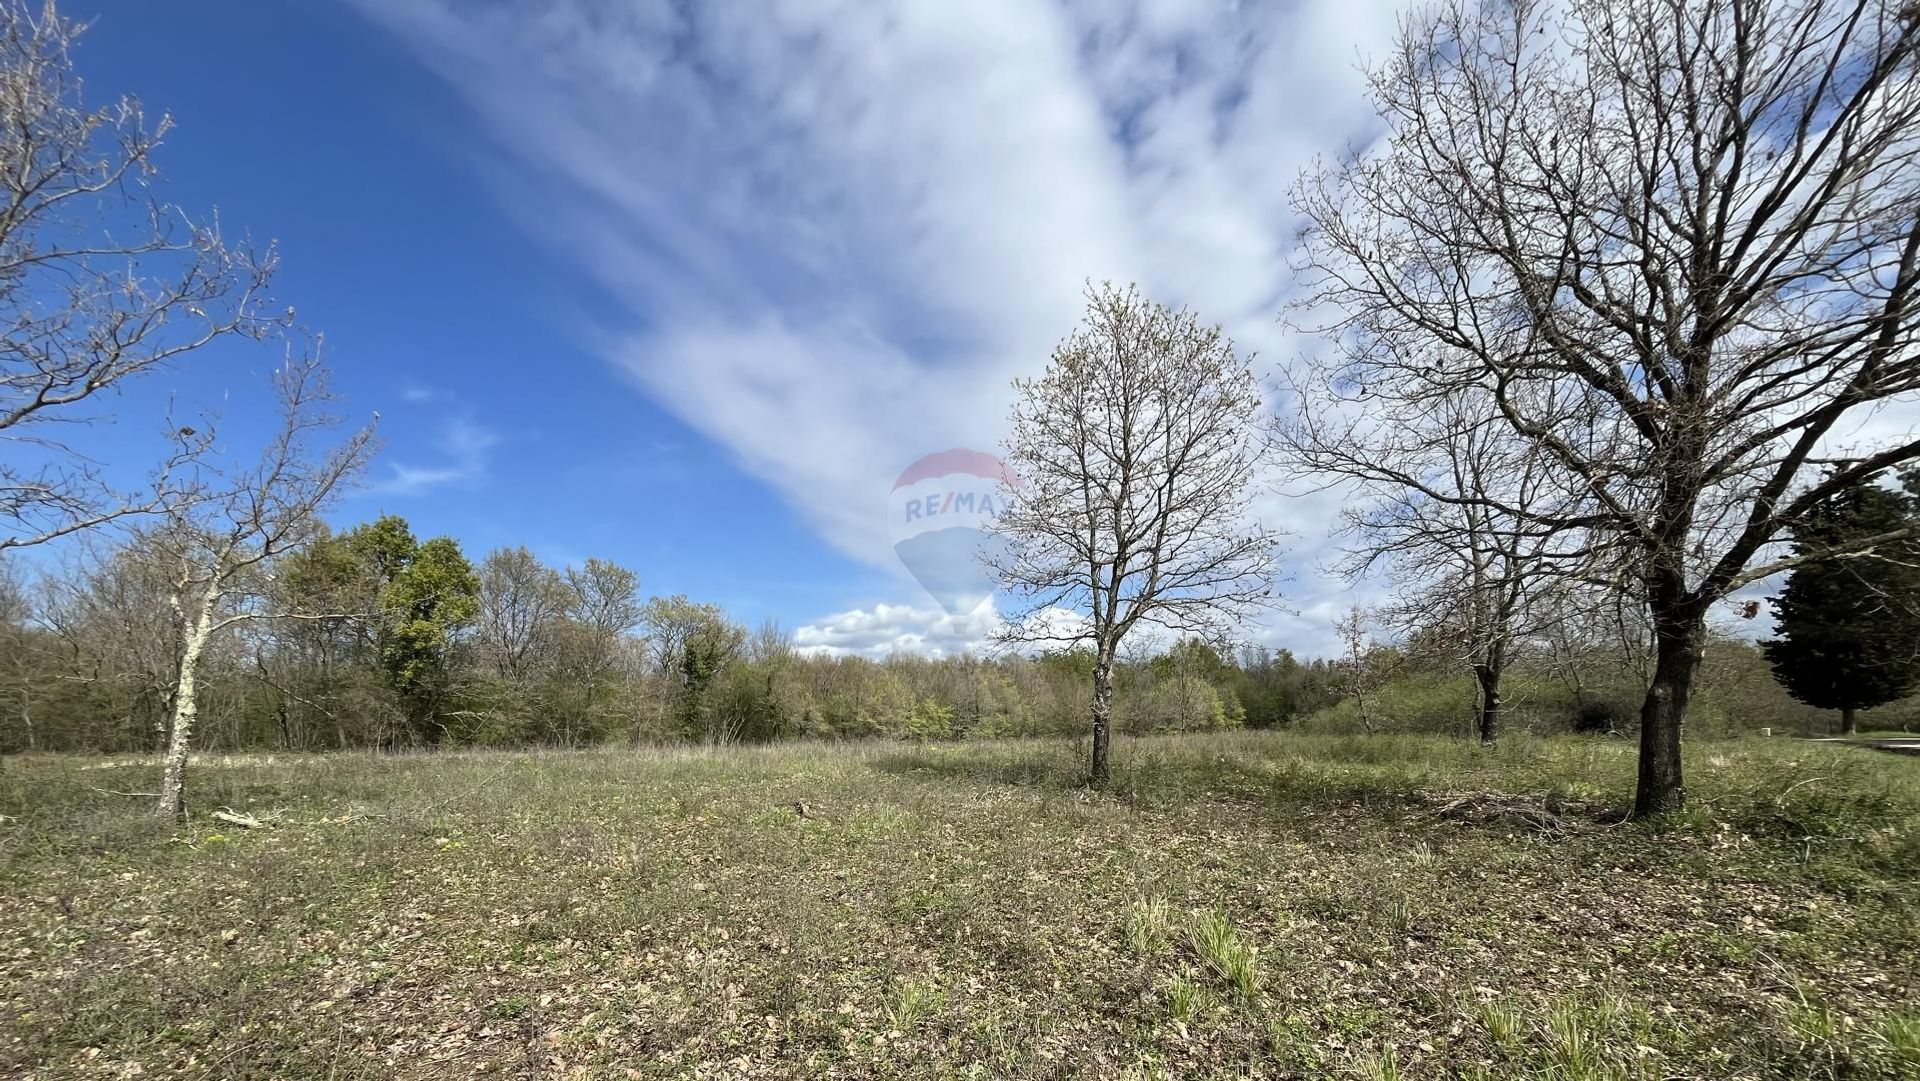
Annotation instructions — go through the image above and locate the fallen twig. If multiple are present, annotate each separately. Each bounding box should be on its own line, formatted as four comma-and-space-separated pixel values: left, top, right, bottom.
1772, 775, 1830, 806
211, 808, 265, 829
1427, 791, 1570, 834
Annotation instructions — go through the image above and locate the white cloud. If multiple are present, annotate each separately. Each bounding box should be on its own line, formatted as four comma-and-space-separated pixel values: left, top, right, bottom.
794, 598, 1094, 659
369, 414, 499, 497
352, 0, 1407, 655
794, 599, 1002, 659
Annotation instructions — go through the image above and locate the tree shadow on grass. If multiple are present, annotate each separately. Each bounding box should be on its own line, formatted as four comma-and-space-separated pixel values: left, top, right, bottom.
865, 738, 1436, 819
864, 737, 1652, 845
867, 743, 1086, 793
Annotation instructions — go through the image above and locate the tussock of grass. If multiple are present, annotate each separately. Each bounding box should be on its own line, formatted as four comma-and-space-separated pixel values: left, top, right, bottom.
1883, 1014, 1920, 1073
883, 976, 940, 1033
0, 731, 1915, 1078
1124, 895, 1172, 959
1352, 1047, 1403, 1081
1161, 974, 1208, 1023
1185, 908, 1260, 1002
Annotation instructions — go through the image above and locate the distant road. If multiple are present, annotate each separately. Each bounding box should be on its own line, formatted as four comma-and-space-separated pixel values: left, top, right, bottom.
1804, 737, 1920, 757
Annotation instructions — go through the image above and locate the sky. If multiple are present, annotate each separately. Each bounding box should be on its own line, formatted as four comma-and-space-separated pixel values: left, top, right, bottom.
62, 0, 1409, 658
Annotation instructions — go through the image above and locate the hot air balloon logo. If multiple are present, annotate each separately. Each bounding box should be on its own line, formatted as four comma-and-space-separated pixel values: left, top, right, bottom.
888, 448, 1017, 614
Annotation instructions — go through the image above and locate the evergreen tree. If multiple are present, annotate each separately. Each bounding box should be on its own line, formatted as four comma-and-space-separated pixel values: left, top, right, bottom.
1764, 473, 1920, 735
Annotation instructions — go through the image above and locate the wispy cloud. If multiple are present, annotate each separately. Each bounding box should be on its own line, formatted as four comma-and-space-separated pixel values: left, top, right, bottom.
353, 0, 1407, 653
370, 414, 499, 497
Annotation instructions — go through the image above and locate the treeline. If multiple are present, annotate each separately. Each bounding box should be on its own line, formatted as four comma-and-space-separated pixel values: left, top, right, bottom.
4, 507, 1888, 756
1301, 624, 1902, 741
0, 515, 1348, 754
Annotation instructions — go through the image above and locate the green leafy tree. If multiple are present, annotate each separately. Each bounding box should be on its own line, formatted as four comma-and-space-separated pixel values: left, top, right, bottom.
949, 661, 1031, 738
1150, 639, 1230, 684
379, 536, 479, 742
644, 595, 746, 741
682, 629, 743, 740
1765, 474, 1920, 736
331, 517, 478, 743
901, 698, 956, 741
345, 515, 418, 586
1138, 674, 1238, 733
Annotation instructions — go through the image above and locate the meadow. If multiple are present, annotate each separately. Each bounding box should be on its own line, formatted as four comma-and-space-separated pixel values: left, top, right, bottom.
1, 732, 1916, 1080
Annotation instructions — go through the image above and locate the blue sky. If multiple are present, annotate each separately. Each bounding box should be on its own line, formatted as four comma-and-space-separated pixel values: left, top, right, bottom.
64, 0, 1406, 657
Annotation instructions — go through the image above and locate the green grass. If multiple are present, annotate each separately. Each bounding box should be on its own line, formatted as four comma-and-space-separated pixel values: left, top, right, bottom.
1, 732, 1917, 1078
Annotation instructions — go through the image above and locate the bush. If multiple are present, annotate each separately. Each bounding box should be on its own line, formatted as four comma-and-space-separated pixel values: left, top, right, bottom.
1129, 675, 1242, 734
1571, 697, 1633, 735
900, 698, 956, 741
1296, 673, 1476, 735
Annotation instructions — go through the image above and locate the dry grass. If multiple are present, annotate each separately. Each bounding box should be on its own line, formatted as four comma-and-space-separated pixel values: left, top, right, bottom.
1, 732, 1916, 1078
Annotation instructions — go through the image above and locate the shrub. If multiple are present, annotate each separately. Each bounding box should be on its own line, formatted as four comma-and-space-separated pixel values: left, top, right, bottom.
900, 698, 956, 741
1133, 675, 1242, 734
1571, 698, 1632, 735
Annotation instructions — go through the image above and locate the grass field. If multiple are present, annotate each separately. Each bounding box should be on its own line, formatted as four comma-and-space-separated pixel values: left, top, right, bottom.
2, 733, 1917, 1079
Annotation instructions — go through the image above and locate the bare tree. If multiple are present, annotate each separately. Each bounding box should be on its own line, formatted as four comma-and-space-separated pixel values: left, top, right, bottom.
476, 546, 566, 679
40, 534, 186, 749
1300, 395, 1590, 742
991, 283, 1280, 786
1537, 581, 1654, 726
1332, 606, 1394, 733
563, 557, 643, 697
0, 1, 283, 551
154, 355, 375, 820
1293, 0, 1920, 815
0, 557, 37, 748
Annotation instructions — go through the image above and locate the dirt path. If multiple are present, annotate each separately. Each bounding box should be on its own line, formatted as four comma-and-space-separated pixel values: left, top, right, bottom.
1806, 737, 1920, 757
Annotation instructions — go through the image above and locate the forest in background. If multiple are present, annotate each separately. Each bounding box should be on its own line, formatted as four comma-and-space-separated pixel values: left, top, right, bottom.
0, 509, 1886, 755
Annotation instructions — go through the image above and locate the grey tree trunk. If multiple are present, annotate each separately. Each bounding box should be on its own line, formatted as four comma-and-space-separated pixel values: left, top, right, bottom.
1090, 655, 1114, 788
1840, 707, 1858, 737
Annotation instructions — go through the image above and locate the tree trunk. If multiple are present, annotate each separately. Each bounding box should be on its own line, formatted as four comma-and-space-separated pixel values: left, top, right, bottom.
1474, 663, 1501, 744
157, 604, 215, 821
1840, 706, 1858, 737
1631, 604, 1703, 818
1089, 655, 1114, 788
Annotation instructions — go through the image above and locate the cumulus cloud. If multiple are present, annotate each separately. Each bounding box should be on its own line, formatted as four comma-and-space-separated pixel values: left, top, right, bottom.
352, 0, 1408, 654
794, 598, 1092, 659
794, 600, 1003, 659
